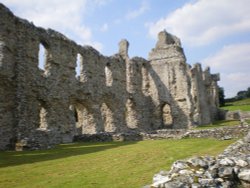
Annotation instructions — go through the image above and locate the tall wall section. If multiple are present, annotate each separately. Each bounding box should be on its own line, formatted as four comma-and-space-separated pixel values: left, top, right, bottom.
0, 3, 220, 150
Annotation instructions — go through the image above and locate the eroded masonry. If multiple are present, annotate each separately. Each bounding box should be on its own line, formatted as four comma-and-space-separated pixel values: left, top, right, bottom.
0, 4, 220, 150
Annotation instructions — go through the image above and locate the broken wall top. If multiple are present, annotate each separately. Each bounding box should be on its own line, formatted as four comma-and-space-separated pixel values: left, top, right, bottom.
148, 30, 186, 62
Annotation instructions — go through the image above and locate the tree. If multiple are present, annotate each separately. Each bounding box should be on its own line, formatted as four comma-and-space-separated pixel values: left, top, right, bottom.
247, 87, 250, 98
218, 87, 225, 107
236, 90, 247, 100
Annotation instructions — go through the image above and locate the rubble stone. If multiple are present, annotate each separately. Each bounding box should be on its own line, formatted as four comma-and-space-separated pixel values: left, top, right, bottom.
148, 131, 250, 188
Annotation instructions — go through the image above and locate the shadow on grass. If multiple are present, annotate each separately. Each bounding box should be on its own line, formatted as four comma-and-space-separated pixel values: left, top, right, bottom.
0, 141, 138, 168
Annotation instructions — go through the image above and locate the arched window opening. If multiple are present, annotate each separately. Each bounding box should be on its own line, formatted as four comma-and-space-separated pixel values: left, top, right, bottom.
105, 63, 113, 86
38, 43, 47, 71
76, 53, 88, 82
76, 53, 82, 77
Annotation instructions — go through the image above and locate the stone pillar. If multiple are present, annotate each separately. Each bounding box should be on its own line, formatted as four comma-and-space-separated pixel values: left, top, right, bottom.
119, 39, 129, 58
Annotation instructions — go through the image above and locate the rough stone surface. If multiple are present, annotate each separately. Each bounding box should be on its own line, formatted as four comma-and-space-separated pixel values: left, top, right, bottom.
183, 124, 250, 140
0, 4, 221, 150
74, 124, 250, 142
219, 110, 250, 121
148, 131, 250, 188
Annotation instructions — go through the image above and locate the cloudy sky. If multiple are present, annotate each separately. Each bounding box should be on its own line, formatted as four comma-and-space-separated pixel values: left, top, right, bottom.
1, 0, 250, 98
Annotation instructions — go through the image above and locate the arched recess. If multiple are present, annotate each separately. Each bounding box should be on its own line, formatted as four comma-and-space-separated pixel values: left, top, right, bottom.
69, 105, 79, 135
73, 103, 97, 134
105, 62, 113, 86
125, 98, 138, 129
100, 103, 116, 132
162, 103, 173, 128
39, 102, 48, 130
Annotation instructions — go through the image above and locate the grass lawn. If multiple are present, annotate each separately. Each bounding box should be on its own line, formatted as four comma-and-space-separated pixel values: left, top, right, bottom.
221, 98, 250, 111
0, 138, 236, 188
194, 120, 240, 130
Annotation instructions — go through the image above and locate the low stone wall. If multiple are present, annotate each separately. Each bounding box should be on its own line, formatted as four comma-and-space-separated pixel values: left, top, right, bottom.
219, 110, 250, 121
74, 125, 250, 143
183, 124, 249, 140
241, 111, 250, 120
146, 131, 250, 188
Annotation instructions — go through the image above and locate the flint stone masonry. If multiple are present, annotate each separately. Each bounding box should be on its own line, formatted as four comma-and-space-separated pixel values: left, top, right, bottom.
183, 124, 250, 140
74, 124, 250, 142
148, 130, 250, 188
0, 4, 220, 150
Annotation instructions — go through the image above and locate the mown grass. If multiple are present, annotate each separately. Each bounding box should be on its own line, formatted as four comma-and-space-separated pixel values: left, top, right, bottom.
221, 98, 250, 111
194, 120, 240, 130
0, 139, 235, 188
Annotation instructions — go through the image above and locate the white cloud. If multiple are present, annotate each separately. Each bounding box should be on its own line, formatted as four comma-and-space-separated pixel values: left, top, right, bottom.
147, 0, 250, 46
100, 23, 109, 32
220, 72, 250, 98
126, 1, 149, 20
203, 43, 250, 73
202, 43, 250, 98
91, 0, 112, 6
1, 0, 104, 51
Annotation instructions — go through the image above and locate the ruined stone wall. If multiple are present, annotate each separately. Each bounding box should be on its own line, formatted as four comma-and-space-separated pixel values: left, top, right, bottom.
148, 31, 220, 129
148, 130, 250, 188
0, 4, 220, 150
190, 64, 220, 125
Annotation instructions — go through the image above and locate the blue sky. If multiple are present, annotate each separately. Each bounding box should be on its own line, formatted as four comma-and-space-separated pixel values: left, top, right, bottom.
2, 0, 250, 98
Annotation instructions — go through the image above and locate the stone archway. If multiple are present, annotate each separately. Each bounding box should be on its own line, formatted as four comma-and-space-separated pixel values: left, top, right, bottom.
72, 103, 98, 134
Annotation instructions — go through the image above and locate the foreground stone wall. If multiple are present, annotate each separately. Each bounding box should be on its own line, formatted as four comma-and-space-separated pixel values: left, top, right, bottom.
148, 131, 250, 188
0, 3, 220, 150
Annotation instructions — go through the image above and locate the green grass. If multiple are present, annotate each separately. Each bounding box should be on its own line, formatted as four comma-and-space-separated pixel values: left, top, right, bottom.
221, 98, 250, 111
194, 120, 240, 130
0, 139, 235, 188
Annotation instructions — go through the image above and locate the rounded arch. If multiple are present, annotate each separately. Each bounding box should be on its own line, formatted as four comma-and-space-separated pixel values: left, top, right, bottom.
71, 100, 98, 134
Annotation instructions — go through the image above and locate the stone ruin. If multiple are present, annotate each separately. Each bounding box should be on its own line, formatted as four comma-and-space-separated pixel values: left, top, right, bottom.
0, 3, 220, 150
148, 131, 250, 188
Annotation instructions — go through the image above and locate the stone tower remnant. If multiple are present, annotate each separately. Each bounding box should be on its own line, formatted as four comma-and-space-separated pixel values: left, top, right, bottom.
0, 4, 220, 150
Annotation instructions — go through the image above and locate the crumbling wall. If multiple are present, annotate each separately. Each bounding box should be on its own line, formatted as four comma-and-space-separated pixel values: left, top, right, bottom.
0, 4, 220, 150
190, 63, 219, 125
149, 130, 250, 188
148, 31, 194, 129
